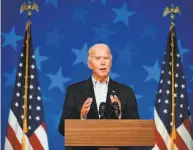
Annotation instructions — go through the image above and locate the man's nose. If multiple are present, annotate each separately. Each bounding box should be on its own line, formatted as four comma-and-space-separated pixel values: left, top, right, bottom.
100, 58, 105, 65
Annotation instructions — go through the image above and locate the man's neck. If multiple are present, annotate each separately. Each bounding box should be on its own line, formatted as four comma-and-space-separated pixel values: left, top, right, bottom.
92, 75, 109, 83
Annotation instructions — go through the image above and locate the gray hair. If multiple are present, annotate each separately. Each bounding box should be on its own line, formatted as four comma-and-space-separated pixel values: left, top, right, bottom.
87, 43, 112, 61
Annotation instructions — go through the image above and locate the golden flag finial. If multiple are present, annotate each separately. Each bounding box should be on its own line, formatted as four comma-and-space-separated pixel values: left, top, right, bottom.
163, 4, 180, 22
20, 1, 39, 19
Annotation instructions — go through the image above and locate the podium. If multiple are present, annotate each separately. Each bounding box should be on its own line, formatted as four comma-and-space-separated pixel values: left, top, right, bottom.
65, 120, 155, 149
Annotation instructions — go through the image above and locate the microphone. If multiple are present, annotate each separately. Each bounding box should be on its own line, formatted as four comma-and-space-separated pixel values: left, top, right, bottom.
99, 102, 107, 119
111, 102, 120, 119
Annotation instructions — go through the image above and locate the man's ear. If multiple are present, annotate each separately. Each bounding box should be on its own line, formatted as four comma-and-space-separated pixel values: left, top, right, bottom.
88, 61, 92, 69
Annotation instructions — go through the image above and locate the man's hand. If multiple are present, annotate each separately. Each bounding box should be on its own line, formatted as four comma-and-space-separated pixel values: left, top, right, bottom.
80, 97, 93, 118
110, 95, 121, 113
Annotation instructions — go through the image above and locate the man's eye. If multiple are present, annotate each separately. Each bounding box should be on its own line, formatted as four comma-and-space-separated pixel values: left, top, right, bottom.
96, 57, 100, 60
104, 57, 109, 59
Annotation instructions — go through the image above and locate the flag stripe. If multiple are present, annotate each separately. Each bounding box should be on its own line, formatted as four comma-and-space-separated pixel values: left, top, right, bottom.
7, 110, 34, 150
154, 109, 177, 150
177, 123, 193, 150
184, 117, 193, 140
29, 133, 44, 150
41, 122, 46, 131
8, 110, 23, 143
155, 129, 167, 150
175, 130, 189, 150
5, 124, 21, 150
24, 134, 34, 150
4, 137, 14, 150
152, 144, 159, 150
34, 124, 49, 150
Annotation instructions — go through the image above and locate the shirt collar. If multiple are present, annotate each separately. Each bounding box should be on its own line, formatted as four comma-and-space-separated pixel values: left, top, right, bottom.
91, 76, 109, 87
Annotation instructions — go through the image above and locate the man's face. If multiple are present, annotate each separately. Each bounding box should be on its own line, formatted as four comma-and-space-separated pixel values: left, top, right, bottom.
88, 46, 112, 80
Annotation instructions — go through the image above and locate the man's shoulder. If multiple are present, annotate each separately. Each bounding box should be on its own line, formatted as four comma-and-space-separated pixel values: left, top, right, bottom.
112, 80, 132, 91
67, 79, 89, 91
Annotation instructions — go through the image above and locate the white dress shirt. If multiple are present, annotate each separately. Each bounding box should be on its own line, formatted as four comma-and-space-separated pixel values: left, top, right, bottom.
91, 76, 109, 112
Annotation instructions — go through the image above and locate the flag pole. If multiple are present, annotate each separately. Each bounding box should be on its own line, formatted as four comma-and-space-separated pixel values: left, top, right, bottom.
20, 2, 39, 149
170, 12, 176, 150
163, 4, 180, 150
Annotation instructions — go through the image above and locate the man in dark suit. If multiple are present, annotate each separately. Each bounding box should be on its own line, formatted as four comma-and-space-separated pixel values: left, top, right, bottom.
59, 43, 139, 150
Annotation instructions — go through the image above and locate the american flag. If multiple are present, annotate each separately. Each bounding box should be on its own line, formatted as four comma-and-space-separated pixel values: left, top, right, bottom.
4, 22, 49, 150
153, 24, 193, 150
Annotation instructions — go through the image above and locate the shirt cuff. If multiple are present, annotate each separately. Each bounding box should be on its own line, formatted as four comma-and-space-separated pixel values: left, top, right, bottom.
80, 115, 87, 120
119, 113, 122, 119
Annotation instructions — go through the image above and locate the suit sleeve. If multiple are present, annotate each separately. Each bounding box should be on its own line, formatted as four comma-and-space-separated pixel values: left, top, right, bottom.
58, 86, 79, 136
122, 88, 140, 119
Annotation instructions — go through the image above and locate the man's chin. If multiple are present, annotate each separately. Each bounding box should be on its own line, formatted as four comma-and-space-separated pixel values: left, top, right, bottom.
99, 74, 108, 78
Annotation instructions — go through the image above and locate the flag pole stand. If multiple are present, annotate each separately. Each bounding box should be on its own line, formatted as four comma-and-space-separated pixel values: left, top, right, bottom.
163, 4, 180, 150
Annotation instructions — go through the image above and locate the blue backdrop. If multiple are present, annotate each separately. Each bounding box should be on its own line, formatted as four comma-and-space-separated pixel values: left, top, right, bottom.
1, 0, 193, 150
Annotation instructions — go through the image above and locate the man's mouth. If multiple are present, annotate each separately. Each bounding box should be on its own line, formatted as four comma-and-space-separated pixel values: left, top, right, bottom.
99, 68, 106, 71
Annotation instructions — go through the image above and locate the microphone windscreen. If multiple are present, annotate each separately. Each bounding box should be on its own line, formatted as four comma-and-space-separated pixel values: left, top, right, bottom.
112, 102, 119, 109
111, 102, 120, 118
99, 102, 106, 115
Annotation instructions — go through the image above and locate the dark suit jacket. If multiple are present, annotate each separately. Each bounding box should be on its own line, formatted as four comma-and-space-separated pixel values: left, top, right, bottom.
59, 77, 139, 150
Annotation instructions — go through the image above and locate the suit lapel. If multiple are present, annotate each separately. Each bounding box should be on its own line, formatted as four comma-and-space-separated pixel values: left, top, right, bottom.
83, 77, 99, 119
106, 78, 117, 104
106, 78, 116, 117
106, 79, 112, 106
